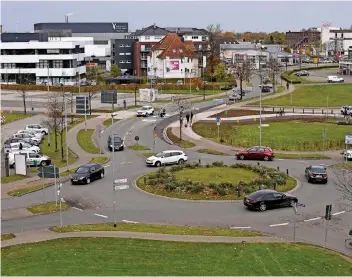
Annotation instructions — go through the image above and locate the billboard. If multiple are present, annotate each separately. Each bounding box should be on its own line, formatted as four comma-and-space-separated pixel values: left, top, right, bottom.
345, 132, 352, 145
15, 154, 27, 176
168, 61, 180, 71
101, 90, 117, 104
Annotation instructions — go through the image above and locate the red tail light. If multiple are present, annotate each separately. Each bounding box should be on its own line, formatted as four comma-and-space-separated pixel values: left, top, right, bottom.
249, 200, 255, 204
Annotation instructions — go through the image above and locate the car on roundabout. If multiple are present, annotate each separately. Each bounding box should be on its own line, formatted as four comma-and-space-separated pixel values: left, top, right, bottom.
71, 163, 105, 185
295, 70, 309, 77
107, 134, 124, 151
136, 106, 154, 117
341, 150, 352, 161
304, 165, 328, 184
327, 76, 344, 83
236, 146, 274, 161
243, 189, 298, 211
146, 150, 188, 167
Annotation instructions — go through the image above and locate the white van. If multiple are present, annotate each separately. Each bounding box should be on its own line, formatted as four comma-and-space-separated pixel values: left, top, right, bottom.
9, 151, 51, 168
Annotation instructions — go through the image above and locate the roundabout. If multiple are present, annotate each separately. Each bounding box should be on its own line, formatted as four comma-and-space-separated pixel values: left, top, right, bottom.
136, 162, 297, 200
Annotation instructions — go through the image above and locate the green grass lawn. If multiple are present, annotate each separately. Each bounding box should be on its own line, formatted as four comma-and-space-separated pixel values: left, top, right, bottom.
258, 84, 352, 107
1, 175, 26, 184
193, 120, 349, 151
0, 234, 15, 241
27, 201, 69, 214
7, 183, 54, 197
196, 148, 230, 156
129, 144, 150, 151
102, 118, 120, 128
142, 152, 156, 157
1, 112, 32, 125
166, 127, 196, 148
90, 156, 109, 164
334, 162, 352, 168
50, 223, 260, 236
77, 129, 100, 154
2, 238, 351, 276
275, 153, 332, 160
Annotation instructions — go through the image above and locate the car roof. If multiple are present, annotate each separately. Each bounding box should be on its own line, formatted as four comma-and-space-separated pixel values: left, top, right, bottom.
248, 189, 278, 197
79, 163, 100, 168
310, 165, 325, 169
161, 150, 184, 153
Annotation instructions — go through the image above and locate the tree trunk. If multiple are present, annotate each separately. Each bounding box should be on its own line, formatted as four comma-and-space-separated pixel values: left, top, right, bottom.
239, 78, 243, 100
71, 94, 74, 124
22, 93, 27, 114
60, 130, 64, 160
89, 96, 92, 115
54, 128, 58, 152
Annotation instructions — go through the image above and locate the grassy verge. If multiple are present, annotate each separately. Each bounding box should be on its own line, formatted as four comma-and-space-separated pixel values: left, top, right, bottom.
7, 183, 54, 197
27, 201, 69, 214
197, 149, 230, 156
50, 223, 260, 236
91, 105, 140, 113
166, 127, 196, 148
2, 238, 351, 275
129, 144, 151, 151
275, 153, 332, 160
334, 162, 352, 168
102, 118, 120, 128
210, 109, 274, 118
1, 234, 16, 241
142, 152, 157, 157
257, 84, 352, 107
192, 119, 349, 151
1, 175, 26, 184
1, 112, 32, 125
77, 129, 100, 154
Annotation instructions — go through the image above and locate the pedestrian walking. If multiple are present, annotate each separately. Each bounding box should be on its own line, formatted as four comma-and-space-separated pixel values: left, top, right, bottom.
123, 100, 127, 110
286, 82, 289, 90
190, 111, 194, 122
186, 113, 190, 126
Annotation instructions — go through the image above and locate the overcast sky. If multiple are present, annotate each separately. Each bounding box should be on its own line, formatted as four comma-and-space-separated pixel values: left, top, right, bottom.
1, 1, 352, 33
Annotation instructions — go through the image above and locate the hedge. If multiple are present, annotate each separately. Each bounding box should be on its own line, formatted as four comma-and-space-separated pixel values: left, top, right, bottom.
280, 65, 340, 84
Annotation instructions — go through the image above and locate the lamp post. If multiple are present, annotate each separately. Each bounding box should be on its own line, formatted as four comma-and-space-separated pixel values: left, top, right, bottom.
62, 84, 69, 173
259, 49, 263, 147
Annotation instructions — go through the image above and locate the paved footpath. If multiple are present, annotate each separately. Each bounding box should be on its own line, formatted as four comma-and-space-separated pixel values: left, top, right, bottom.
1, 228, 288, 248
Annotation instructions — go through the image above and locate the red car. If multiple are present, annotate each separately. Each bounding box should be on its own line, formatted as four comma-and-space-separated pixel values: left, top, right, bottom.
236, 146, 274, 161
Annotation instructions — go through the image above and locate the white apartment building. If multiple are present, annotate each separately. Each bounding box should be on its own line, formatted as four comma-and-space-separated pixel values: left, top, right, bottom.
0, 33, 86, 85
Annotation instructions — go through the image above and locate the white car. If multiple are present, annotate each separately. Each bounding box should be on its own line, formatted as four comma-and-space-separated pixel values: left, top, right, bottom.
25, 124, 49, 135
9, 151, 51, 168
137, 106, 154, 117
341, 106, 352, 115
10, 142, 40, 153
342, 150, 352, 161
15, 130, 44, 141
146, 150, 188, 167
12, 133, 41, 145
327, 76, 344, 83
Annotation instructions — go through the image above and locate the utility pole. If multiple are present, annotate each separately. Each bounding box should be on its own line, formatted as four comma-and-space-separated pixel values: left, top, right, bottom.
64, 90, 69, 173
111, 92, 116, 227
259, 50, 263, 147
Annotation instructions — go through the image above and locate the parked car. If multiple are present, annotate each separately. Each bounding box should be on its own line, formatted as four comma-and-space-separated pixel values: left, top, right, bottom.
304, 165, 328, 184
295, 70, 309, 77
261, 86, 271, 93
340, 106, 352, 115
9, 151, 51, 168
176, 80, 183, 85
107, 135, 124, 151
15, 130, 44, 141
146, 150, 188, 167
71, 163, 105, 185
12, 133, 40, 145
228, 94, 241, 101
3, 138, 37, 147
236, 146, 274, 161
136, 106, 154, 117
244, 189, 298, 211
9, 142, 40, 153
341, 150, 352, 161
327, 76, 344, 83
25, 124, 49, 135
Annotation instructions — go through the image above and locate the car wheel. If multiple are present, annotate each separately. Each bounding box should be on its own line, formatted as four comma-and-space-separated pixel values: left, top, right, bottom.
155, 161, 161, 167
178, 159, 184, 165
239, 155, 245, 160
289, 199, 296, 207
259, 203, 267, 211
86, 178, 91, 184
100, 172, 104, 179
263, 156, 270, 161
40, 161, 47, 166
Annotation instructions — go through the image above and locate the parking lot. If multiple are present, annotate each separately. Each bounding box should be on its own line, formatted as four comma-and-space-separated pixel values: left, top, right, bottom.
305, 69, 352, 83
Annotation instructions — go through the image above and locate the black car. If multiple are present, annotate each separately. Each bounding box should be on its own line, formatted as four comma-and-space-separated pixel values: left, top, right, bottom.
107, 135, 124, 151
243, 189, 298, 211
71, 163, 105, 185
305, 165, 328, 184
261, 86, 271, 93
295, 70, 309, 77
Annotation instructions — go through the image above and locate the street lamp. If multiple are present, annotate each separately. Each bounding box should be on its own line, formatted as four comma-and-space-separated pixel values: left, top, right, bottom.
62, 84, 69, 173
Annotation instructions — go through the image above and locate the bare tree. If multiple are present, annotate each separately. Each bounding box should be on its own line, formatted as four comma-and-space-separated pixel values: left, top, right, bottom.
266, 56, 281, 92
229, 60, 255, 100
169, 97, 192, 141
86, 88, 100, 115
330, 167, 352, 211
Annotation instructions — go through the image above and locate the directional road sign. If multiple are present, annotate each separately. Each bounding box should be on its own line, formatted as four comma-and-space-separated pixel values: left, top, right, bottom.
38, 165, 59, 178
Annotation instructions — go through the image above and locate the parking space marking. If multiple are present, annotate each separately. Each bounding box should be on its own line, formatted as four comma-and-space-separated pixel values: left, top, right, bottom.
72, 207, 83, 212
304, 217, 321, 222
122, 220, 139, 224
332, 211, 346, 216
269, 222, 289, 227
94, 213, 108, 219
230, 226, 252, 229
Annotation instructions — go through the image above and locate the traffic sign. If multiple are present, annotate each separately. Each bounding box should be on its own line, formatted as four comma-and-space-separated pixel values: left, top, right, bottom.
216, 117, 221, 123
114, 184, 129, 190
325, 204, 332, 220
37, 165, 59, 178
134, 136, 139, 141
114, 178, 128, 184
217, 122, 220, 126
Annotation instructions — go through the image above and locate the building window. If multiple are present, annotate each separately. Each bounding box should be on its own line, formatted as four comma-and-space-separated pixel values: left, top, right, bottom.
192, 36, 199, 39
126, 60, 131, 64
94, 40, 109, 45
119, 53, 125, 55
119, 44, 124, 47
155, 36, 163, 40
125, 44, 131, 47
126, 53, 131, 55
47, 49, 60, 54
39, 60, 49, 68
119, 60, 125, 64
144, 36, 150, 40
53, 60, 63, 68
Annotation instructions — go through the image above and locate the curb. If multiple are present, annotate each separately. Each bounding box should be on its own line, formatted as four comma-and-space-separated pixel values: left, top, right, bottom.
132, 175, 301, 203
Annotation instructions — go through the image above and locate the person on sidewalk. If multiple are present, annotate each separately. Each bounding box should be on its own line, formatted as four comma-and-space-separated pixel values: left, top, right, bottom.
123, 100, 127, 110
185, 113, 190, 127
190, 111, 194, 126
286, 82, 289, 90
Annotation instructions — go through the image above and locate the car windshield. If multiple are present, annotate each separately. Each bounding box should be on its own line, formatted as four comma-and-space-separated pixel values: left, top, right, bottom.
76, 167, 89, 174
155, 152, 165, 157
112, 137, 122, 143
140, 107, 149, 110
311, 167, 326, 174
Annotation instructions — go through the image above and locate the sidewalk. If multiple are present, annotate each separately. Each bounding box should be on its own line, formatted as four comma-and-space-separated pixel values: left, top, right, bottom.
1, 228, 288, 248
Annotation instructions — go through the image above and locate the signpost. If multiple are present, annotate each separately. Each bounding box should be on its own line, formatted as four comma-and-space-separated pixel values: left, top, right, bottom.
37, 165, 59, 204
292, 202, 305, 244
345, 132, 352, 163
322, 128, 326, 157
96, 125, 103, 154
153, 126, 157, 154
324, 204, 332, 249
112, 178, 129, 227
216, 117, 221, 140
57, 183, 63, 227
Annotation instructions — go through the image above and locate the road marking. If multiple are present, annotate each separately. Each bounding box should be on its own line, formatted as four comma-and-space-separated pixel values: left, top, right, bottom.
332, 211, 346, 216
122, 220, 139, 224
103, 164, 111, 168
142, 119, 157, 122
121, 161, 132, 164
94, 213, 108, 218
128, 126, 134, 133
276, 159, 285, 161
230, 226, 252, 229
304, 217, 321, 222
298, 161, 308, 164
72, 207, 83, 211
269, 222, 289, 227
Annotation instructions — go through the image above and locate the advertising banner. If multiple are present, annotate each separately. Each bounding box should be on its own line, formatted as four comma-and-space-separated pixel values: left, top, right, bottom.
168, 61, 180, 71
345, 132, 352, 145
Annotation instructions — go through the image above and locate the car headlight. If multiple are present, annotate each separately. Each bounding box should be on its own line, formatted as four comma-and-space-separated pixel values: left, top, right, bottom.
79, 177, 85, 180
110, 144, 113, 147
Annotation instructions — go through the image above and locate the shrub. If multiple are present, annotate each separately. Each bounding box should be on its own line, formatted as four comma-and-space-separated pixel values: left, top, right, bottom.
218, 182, 234, 189
164, 182, 177, 191
211, 185, 228, 196
186, 182, 204, 193
212, 161, 224, 167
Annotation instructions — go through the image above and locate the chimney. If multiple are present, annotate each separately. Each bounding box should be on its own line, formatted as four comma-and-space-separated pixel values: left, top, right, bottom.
153, 23, 156, 29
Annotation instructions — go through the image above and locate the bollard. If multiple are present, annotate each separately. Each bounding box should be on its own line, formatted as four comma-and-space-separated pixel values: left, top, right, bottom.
286, 169, 289, 175
144, 177, 147, 185
257, 162, 260, 166
273, 107, 274, 112
331, 110, 333, 114
322, 109, 324, 114
303, 108, 305, 114
313, 109, 314, 114
236, 186, 242, 197
273, 183, 277, 190
277, 166, 280, 171
199, 159, 201, 165
293, 108, 294, 113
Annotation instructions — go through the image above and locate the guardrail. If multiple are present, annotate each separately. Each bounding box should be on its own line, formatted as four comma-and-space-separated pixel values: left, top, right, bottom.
258, 106, 342, 117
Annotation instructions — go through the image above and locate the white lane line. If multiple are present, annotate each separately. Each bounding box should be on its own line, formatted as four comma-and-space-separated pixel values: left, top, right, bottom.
128, 126, 134, 132
122, 220, 139, 224
72, 207, 83, 212
120, 161, 132, 165
94, 213, 108, 218
276, 159, 285, 161
298, 161, 308, 164
269, 222, 289, 227
230, 226, 252, 229
304, 217, 321, 222
103, 164, 111, 168
332, 211, 346, 216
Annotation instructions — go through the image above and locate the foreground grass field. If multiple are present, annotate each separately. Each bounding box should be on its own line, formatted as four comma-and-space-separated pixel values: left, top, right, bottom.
2, 238, 351, 275
193, 119, 349, 151
257, 84, 352, 107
